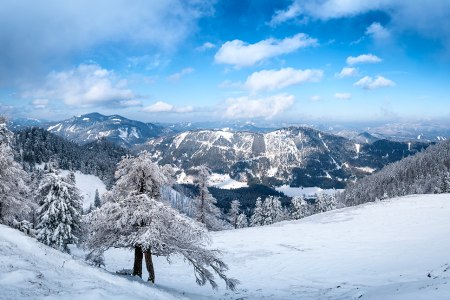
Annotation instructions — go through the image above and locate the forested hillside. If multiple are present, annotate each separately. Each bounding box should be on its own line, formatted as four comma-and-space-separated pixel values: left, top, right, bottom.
13, 127, 128, 187
340, 139, 450, 206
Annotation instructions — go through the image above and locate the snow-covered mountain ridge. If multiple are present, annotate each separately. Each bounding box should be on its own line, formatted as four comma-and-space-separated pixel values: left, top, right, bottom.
146, 126, 429, 188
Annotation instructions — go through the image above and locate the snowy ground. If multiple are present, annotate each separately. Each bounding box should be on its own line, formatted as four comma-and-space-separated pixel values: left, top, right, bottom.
276, 185, 342, 197
2, 194, 450, 299
60, 170, 107, 210
104, 194, 450, 299
0, 225, 187, 300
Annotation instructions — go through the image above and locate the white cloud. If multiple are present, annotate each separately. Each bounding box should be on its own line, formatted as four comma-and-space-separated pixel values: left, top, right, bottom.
119, 100, 142, 107
214, 33, 318, 68
269, 1, 450, 51
354, 76, 395, 90
32, 98, 49, 109
310, 95, 322, 101
244, 68, 323, 93
223, 94, 295, 119
218, 80, 242, 89
142, 101, 193, 113
335, 67, 358, 78
366, 22, 390, 40
24, 64, 136, 107
167, 68, 194, 81
0, 0, 214, 84
334, 93, 352, 100
197, 42, 216, 51
346, 54, 382, 65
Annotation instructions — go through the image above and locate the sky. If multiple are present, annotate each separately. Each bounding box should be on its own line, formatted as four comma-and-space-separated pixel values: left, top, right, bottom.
1, 0, 450, 124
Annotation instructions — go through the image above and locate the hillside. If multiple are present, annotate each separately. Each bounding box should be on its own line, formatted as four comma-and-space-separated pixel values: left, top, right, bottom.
0, 225, 186, 300
2, 194, 449, 299
102, 194, 450, 299
146, 127, 429, 188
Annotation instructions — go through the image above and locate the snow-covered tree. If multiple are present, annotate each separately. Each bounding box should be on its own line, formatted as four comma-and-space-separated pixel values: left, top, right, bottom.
315, 193, 337, 213
440, 172, 450, 193
94, 189, 101, 208
85, 152, 238, 290
0, 120, 31, 225
261, 196, 283, 225
193, 165, 222, 231
250, 197, 264, 227
36, 170, 83, 253
291, 196, 310, 220
236, 213, 248, 228
228, 200, 240, 229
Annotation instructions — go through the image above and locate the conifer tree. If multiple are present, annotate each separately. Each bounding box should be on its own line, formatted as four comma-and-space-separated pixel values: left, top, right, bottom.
261, 196, 283, 225
36, 169, 83, 253
193, 165, 222, 231
228, 200, 240, 229
0, 119, 31, 225
250, 197, 264, 227
94, 189, 101, 208
236, 213, 248, 228
291, 196, 310, 220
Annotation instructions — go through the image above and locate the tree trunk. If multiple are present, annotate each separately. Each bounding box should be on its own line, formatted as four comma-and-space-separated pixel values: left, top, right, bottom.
144, 249, 155, 283
132, 245, 143, 278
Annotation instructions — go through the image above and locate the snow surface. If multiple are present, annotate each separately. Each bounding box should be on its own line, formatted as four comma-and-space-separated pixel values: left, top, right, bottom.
208, 173, 248, 189
276, 185, 340, 197
102, 194, 450, 299
60, 170, 106, 210
2, 194, 450, 299
0, 225, 187, 300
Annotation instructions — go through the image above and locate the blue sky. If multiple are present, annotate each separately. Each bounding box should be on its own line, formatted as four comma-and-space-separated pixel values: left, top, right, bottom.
1, 0, 450, 123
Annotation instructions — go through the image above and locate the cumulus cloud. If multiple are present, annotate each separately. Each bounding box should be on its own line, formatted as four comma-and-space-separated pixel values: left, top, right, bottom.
223, 94, 294, 119
334, 93, 352, 100
214, 33, 318, 68
0, 0, 213, 85
142, 101, 193, 113
346, 54, 382, 65
167, 68, 194, 81
23, 64, 137, 107
366, 22, 391, 40
32, 98, 49, 109
244, 68, 323, 93
354, 75, 395, 90
335, 67, 358, 78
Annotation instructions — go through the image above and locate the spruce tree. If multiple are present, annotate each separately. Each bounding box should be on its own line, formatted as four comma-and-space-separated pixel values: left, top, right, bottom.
291, 196, 310, 220
261, 196, 283, 225
236, 213, 248, 228
193, 165, 222, 231
36, 169, 83, 253
94, 189, 101, 208
228, 199, 240, 229
250, 197, 264, 227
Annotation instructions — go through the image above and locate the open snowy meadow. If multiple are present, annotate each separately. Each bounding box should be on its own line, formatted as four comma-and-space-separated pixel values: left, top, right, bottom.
1, 194, 449, 299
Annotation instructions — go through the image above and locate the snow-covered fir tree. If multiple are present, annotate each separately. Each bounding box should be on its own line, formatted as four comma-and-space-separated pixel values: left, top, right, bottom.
0, 119, 31, 226
236, 213, 248, 228
36, 168, 83, 253
94, 189, 101, 208
315, 193, 337, 213
291, 196, 310, 220
193, 165, 222, 231
250, 197, 264, 227
228, 199, 240, 229
439, 172, 450, 193
261, 196, 283, 225
85, 152, 238, 290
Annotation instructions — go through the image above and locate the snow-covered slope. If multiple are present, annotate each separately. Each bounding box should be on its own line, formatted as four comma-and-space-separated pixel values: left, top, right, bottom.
0, 225, 186, 300
60, 170, 107, 210
104, 194, 450, 299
